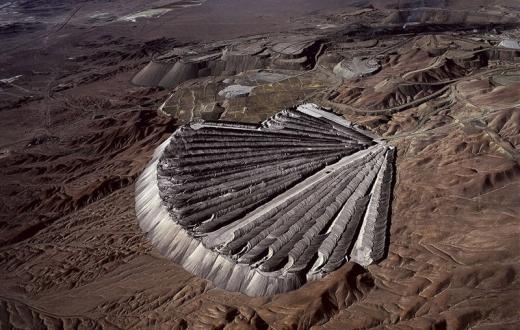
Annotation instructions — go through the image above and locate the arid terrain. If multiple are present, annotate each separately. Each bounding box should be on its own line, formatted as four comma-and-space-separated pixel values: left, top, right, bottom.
1, 0, 519, 329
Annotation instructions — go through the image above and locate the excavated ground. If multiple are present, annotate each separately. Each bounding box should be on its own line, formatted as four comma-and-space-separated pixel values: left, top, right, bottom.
1, 0, 519, 329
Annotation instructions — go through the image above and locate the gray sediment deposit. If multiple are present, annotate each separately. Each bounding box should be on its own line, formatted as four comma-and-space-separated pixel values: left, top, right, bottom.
218, 84, 254, 98
333, 57, 381, 80
135, 103, 395, 296
498, 38, 520, 49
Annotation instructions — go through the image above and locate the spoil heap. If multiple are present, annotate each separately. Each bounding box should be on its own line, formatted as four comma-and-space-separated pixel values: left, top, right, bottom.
333, 57, 381, 80
498, 38, 520, 49
135, 104, 395, 296
131, 52, 221, 88
131, 36, 322, 88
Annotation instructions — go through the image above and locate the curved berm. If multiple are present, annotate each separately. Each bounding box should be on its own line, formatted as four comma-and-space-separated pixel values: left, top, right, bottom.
135, 103, 395, 296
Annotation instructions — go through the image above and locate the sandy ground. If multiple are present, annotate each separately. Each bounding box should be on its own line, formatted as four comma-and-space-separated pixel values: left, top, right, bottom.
1, 1, 519, 329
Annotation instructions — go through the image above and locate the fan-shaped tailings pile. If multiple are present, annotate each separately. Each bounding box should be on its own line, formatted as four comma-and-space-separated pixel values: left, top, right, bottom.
135, 103, 395, 296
